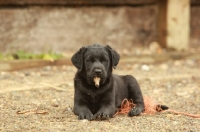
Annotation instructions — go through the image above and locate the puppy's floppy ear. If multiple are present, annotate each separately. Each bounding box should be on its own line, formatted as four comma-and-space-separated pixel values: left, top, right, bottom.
105, 45, 120, 69
71, 47, 86, 71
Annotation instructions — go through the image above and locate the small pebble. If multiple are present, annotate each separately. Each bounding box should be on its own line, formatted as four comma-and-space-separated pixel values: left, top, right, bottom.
174, 60, 182, 66
81, 119, 89, 123
141, 65, 150, 71
62, 65, 67, 71
18, 73, 25, 78
45, 66, 51, 71
185, 59, 195, 67
0, 71, 7, 76
51, 99, 60, 107
160, 64, 169, 70
67, 107, 72, 112
172, 121, 179, 125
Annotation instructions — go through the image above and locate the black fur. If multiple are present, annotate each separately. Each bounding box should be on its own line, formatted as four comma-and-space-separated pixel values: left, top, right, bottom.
71, 44, 144, 120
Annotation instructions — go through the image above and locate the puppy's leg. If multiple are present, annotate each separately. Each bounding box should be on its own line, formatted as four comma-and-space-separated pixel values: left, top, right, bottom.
94, 93, 116, 120
125, 75, 145, 116
74, 105, 94, 120
74, 91, 94, 120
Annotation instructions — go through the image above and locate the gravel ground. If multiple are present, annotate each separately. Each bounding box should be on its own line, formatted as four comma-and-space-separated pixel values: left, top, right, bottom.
0, 59, 200, 132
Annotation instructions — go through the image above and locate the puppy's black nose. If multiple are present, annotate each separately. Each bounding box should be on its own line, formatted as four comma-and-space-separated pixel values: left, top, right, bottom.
94, 69, 102, 75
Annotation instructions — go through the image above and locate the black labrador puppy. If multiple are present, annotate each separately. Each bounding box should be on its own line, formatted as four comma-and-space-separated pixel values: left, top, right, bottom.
71, 44, 144, 120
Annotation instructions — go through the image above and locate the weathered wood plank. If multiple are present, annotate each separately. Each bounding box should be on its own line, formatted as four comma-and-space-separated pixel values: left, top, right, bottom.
167, 0, 190, 51
157, 0, 168, 48
0, 0, 198, 6
120, 52, 200, 64
191, 0, 200, 5
0, 0, 156, 6
0, 59, 72, 71
1, 52, 200, 71
157, 0, 190, 51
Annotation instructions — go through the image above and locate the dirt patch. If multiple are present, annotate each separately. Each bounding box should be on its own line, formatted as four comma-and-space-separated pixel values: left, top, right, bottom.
0, 59, 200, 131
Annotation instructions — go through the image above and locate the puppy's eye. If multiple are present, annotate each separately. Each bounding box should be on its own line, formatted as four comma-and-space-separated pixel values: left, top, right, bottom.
102, 59, 108, 62
86, 59, 92, 62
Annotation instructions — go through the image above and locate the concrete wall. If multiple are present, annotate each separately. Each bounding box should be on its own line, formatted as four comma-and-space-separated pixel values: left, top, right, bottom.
0, 6, 157, 53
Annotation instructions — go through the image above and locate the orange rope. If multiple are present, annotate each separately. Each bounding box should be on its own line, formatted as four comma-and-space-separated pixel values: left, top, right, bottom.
114, 97, 200, 118
143, 97, 158, 114
165, 109, 200, 118
114, 99, 135, 116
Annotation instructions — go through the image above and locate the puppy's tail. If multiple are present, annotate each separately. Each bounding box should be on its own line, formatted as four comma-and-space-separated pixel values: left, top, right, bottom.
143, 97, 169, 114
156, 104, 200, 118
160, 105, 169, 110
156, 104, 169, 112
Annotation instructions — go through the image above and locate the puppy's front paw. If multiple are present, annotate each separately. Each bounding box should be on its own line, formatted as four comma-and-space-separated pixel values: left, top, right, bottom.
94, 112, 110, 120
78, 113, 94, 120
128, 107, 143, 117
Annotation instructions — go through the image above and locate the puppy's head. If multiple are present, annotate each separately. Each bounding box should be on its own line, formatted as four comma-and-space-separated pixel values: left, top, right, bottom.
71, 44, 120, 86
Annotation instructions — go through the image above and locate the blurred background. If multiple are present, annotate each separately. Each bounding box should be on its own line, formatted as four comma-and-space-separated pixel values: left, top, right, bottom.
0, 0, 199, 54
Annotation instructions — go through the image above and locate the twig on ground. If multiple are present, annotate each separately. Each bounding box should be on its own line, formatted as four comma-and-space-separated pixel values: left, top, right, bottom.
16, 108, 48, 115
40, 83, 67, 91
